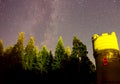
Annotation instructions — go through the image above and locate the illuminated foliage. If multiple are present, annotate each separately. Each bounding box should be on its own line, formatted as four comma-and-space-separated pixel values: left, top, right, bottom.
36, 45, 51, 73
0, 32, 96, 83
25, 36, 36, 70
65, 46, 71, 57
0, 40, 3, 57
52, 36, 65, 70
10, 32, 25, 70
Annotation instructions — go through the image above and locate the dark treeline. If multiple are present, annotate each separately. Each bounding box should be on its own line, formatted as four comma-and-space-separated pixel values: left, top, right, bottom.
0, 32, 96, 84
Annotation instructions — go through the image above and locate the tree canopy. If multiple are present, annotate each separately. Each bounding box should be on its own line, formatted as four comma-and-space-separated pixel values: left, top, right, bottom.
0, 32, 96, 84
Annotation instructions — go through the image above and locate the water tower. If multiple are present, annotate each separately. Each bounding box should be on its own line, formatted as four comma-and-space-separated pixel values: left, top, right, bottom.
92, 32, 120, 84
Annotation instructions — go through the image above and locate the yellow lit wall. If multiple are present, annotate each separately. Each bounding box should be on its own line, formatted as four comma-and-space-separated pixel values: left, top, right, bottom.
92, 32, 119, 51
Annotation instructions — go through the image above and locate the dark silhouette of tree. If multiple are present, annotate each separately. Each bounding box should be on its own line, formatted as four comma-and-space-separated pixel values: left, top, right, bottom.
62, 46, 71, 80
0, 40, 4, 68
2, 32, 25, 83
2, 46, 13, 83
71, 36, 87, 58
70, 36, 96, 83
0, 40, 3, 57
4, 46, 13, 69
47, 50, 54, 74
10, 32, 24, 70
0, 40, 4, 83
69, 36, 81, 81
80, 55, 96, 84
48, 50, 54, 69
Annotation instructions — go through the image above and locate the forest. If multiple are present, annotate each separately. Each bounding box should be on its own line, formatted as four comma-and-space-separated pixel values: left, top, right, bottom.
0, 32, 96, 84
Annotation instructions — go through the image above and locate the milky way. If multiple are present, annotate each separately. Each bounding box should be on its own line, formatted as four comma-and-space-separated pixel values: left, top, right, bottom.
0, 0, 59, 50
1, 0, 120, 63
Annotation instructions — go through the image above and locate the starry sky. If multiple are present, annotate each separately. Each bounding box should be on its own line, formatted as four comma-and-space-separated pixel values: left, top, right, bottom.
0, 0, 120, 64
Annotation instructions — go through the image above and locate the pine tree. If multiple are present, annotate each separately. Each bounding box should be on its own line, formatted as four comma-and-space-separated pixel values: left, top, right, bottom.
4, 46, 13, 69
0, 39, 4, 80
71, 36, 88, 59
71, 36, 96, 83
0, 40, 3, 57
3, 32, 25, 82
52, 36, 65, 71
62, 46, 71, 80
36, 45, 52, 74
10, 32, 25, 70
65, 46, 71, 57
37, 45, 48, 73
69, 36, 81, 81
81, 56, 96, 84
24, 36, 36, 70
48, 50, 53, 72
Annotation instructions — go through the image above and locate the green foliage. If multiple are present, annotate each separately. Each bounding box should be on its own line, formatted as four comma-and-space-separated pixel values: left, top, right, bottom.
52, 36, 65, 70
18, 32, 25, 68
36, 45, 52, 73
49, 50, 53, 62
69, 36, 96, 83
0, 40, 3, 57
4, 46, 13, 56
0, 40, 4, 74
24, 36, 36, 70
0, 32, 96, 83
64, 46, 71, 66
9, 32, 25, 70
71, 36, 88, 58
65, 46, 71, 57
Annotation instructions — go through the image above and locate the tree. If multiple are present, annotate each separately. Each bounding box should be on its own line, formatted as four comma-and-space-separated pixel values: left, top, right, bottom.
62, 46, 71, 80
71, 36, 96, 83
0, 40, 3, 57
36, 45, 52, 73
65, 46, 71, 57
48, 50, 53, 71
0, 39, 4, 81
24, 36, 36, 70
80, 55, 96, 84
64, 46, 71, 66
2, 46, 14, 83
2, 32, 25, 83
71, 36, 88, 59
4, 46, 13, 69
68, 36, 81, 81
10, 32, 25, 70
0, 40, 4, 71
33, 46, 39, 66
52, 36, 65, 71
37, 45, 49, 73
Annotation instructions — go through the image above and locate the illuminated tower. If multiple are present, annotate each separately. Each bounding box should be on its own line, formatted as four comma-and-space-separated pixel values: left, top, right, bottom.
92, 32, 120, 84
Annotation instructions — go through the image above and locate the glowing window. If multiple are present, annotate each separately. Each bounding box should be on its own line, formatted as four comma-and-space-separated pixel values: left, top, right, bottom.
103, 57, 108, 66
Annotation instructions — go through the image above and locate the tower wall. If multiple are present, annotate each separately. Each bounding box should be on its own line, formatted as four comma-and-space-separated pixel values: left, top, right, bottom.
92, 32, 120, 84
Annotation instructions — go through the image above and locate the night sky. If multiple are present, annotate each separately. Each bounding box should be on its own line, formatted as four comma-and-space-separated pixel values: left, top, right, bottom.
0, 0, 120, 64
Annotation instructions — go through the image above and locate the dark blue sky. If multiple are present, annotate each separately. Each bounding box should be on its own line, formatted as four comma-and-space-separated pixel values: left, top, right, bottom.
0, 0, 120, 63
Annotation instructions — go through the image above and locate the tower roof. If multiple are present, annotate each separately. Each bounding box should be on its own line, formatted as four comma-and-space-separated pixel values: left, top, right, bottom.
92, 32, 119, 51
